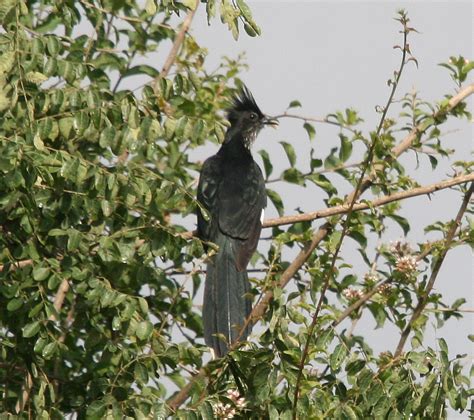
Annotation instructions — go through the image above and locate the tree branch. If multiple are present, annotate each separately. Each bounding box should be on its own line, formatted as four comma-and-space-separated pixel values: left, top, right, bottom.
263, 172, 474, 228
394, 182, 474, 357
0, 259, 33, 272
153, 1, 198, 92
271, 112, 359, 134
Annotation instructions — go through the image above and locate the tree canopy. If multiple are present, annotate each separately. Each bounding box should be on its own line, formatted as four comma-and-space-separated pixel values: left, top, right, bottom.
0, 1, 473, 418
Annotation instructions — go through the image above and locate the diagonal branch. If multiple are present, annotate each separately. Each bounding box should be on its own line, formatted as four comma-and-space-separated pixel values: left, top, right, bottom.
394, 182, 474, 357
263, 172, 474, 228
153, 0, 198, 92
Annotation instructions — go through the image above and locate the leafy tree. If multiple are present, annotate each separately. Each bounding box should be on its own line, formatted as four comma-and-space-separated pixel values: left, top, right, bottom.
0, 1, 472, 418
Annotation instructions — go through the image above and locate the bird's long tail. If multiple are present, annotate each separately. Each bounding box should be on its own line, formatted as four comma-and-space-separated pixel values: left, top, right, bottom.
203, 234, 252, 357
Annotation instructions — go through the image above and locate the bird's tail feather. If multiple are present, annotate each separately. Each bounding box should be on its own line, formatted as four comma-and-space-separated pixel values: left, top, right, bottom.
203, 235, 252, 357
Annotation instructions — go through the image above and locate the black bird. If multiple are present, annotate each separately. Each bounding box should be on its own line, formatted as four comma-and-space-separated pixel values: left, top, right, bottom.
197, 86, 278, 357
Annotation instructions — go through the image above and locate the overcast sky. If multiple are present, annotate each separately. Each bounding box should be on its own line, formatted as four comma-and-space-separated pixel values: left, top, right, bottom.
184, 1, 473, 395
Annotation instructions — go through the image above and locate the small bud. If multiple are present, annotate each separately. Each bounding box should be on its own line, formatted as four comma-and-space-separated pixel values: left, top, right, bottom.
343, 288, 364, 301
378, 283, 392, 295
395, 255, 419, 274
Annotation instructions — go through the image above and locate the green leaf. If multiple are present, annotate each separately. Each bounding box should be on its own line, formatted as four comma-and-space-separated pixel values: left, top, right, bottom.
279, 141, 296, 167
266, 188, 284, 217
101, 200, 112, 217
243, 23, 257, 37
33, 266, 50, 281
42, 342, 57, 359
99, 126, 116, 148
59, 117, 74, 139
7, 298, 23, 311
67, 229, 81, 251
145, 0, 156, 15
438, 337, 448, 354
428, 155, 438, 169
136, 320, 153, 340
48, 229, 66, 237
303, 122, 315, 141
86, 399, 106, 418
236, 0, 260, 35
46, 36, 60, 56
33, 133, 44, 150
339, 134, 352, 162
310, 158, 322, 170
198, 401, 215, 420
367, 381, 384, 406
134, 362, 149, 385
124, 64, 160, 78
282, 168, 305, 185
342, 406, 357, 420
26, 71, 48, 85
330, 343, 347, 371
138, 297, 149, 315
388, 214, 410, 235
23, 321, 41, 338
288, 100, 302, 108
44, 57, 57, 76
258, 149, 273, 179
308, 173, 337, 196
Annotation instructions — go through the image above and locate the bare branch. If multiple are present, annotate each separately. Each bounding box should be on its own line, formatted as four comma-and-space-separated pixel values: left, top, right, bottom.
0, 259, 33, 272
394, 182, 474, 357
50, 279, 70, 320
263, 172, 474, 228
271, 112, 359, 134
153, 1, 198, 91
15, 372, 32, 414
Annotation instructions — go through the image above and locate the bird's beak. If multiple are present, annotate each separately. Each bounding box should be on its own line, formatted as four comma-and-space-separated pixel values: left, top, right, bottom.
263, 116, 279, 129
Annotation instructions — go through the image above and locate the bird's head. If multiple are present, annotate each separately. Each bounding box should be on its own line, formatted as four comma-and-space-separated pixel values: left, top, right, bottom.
226, 85, 278, 149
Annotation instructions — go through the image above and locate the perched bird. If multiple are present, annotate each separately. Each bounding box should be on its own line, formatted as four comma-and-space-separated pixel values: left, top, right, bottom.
197, 86, 278, 357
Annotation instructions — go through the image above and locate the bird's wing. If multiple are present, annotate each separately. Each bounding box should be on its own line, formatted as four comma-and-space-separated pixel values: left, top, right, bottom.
197, 155, 222, 241
218, 162, 266, 239
218, 162, 266, 270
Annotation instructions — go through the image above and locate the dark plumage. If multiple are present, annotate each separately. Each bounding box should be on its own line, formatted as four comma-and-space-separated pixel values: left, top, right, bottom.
197, 85, 277, 357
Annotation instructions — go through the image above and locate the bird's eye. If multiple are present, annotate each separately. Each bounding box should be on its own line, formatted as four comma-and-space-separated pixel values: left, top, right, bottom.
249, 112, 257, 120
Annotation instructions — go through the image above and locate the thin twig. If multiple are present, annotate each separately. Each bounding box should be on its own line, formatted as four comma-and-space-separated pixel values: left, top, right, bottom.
153, 0, 198, 92
427, 307, 474, 314
15, 372, 32, 414
394, 182, 474, 357
0, 259, 33, 272
272, 112, 359, 135
263, 172, 474, 228
49, 279, 70, 320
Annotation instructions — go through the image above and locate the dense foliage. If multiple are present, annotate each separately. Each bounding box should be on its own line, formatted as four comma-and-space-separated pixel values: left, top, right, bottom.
0, 1, 472, 418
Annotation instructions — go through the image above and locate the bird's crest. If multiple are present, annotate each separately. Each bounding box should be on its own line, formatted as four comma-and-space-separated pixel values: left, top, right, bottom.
227, 85, 263, 121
